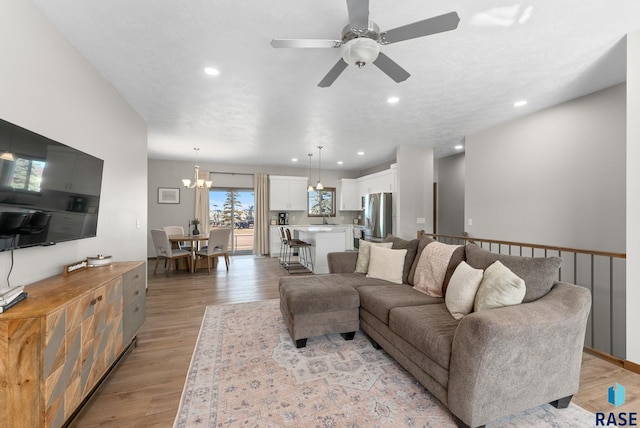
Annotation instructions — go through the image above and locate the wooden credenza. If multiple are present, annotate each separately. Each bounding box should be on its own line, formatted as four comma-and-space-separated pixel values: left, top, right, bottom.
0, 261, 146, 428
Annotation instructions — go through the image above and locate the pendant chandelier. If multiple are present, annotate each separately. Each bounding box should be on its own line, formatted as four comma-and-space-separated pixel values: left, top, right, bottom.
181, 148, 212, 189
315, 145, 324, 190
307, 153, 314, 192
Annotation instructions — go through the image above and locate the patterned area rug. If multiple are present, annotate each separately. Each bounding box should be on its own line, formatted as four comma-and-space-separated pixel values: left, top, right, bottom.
173, 299, 594, 427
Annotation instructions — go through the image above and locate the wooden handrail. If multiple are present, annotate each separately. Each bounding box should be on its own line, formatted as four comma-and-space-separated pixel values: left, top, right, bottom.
417, 231, 626, 259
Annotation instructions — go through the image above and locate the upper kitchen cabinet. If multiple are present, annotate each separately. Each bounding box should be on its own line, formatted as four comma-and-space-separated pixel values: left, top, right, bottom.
337, 179, 360, 211
357, 169, 395, 197
269, 175, 308, 211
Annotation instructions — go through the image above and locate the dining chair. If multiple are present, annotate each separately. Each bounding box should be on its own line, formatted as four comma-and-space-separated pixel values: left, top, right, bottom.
151, 229, 192, 276
279, 226, 290, 266
196, 228, 231, 273
163, 225, 191, 251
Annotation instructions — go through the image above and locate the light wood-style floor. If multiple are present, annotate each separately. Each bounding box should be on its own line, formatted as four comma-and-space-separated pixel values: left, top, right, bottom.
70, 255, 640, 427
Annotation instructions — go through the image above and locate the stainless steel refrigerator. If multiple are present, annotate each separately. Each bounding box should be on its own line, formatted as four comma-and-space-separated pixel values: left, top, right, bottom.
362, 193, 392, 242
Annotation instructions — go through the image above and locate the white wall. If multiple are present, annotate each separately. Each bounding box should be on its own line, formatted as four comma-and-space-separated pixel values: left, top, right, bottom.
395, 145, 434, 239
627, 30, 640, 365
465, 84, 626, 252
436, 152, 465, 236
0, 0, 148, 285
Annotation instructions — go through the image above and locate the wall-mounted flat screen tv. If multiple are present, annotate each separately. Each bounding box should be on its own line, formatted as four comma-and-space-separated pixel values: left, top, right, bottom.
0, 117, 104, 252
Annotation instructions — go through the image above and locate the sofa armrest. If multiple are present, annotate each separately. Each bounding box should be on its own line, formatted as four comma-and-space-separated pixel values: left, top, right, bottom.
447, 282, 591, 428
327, 252, 358, 273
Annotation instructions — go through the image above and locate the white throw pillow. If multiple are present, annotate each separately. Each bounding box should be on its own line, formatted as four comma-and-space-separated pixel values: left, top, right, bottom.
355, 240, 393, 273
445, 261, 484, 320
474, 261, 526, 312
366, 245, 407, 284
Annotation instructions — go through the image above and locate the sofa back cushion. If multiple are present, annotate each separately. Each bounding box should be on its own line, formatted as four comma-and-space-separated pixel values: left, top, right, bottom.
465, 243, 562, 303
384, 235, 419, 284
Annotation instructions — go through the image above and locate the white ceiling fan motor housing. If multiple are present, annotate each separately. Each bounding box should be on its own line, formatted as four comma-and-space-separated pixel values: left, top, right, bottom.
341, 37, 380, 68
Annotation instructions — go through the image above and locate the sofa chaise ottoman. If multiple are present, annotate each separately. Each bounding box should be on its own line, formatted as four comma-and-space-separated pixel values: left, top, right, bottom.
279, 275, 360, 348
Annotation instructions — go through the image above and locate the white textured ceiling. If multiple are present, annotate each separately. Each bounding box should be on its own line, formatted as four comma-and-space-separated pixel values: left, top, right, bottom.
33, 0, 640, 171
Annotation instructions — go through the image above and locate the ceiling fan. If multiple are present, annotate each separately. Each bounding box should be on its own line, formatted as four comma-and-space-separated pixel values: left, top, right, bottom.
270, 0, 460, 87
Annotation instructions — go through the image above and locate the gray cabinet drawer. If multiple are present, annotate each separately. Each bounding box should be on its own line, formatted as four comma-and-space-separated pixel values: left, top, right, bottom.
122, 263, 146, 343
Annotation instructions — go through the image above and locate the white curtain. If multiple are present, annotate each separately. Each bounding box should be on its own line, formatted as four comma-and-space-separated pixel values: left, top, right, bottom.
195, 169, 210, 234
254, 173, 270, 255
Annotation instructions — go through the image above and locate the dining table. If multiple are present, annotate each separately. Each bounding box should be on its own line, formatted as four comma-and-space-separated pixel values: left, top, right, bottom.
168, 234, 209, 272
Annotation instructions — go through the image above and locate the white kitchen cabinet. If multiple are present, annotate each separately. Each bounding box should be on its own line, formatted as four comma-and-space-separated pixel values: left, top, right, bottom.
337, 179, 360, 211
43, 146, 102, 196
357, 169, 394, 197
269, 176, 308, 211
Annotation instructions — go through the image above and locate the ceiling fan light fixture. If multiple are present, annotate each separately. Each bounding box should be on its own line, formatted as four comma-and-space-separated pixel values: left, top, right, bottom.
341, 38, 380, 68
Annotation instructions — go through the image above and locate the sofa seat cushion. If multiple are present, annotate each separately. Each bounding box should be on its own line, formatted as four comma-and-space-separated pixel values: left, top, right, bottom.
389, 304, 459, 370
357, 284, 442, 325
313, 273, 395, 289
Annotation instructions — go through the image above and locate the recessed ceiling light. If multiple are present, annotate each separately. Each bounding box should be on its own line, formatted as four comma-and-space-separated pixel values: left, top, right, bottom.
357, 151, 364, 156
387, 96, 400, 104
514, 100, 528, 107
455, 145, 464, 150
204, 67, 220, 76
337, 161, 343, 165
291, 158, 298, 162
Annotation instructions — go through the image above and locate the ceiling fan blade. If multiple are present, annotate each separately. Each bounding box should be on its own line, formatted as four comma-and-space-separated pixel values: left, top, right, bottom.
318, 59, 349, 88
380, 11, 460, 44
346, 0, 369, 29
270, 39, 341, 49
373, 53, 410, 83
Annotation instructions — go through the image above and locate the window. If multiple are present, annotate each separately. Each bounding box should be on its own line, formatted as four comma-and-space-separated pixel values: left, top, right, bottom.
307, 188, 336, 217
9, 158, 45, 192
209, 189, 255, 254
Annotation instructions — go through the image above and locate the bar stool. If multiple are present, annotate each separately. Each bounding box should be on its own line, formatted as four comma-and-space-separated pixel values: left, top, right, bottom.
284, 228, 314, 274
279, 227, 289, 266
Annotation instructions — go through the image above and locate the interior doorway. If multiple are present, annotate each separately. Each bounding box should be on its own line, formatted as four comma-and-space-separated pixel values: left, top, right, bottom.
209, 189, 255, 254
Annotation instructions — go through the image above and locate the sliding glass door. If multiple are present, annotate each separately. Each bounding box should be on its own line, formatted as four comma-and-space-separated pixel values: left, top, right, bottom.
209, 189, 255, 254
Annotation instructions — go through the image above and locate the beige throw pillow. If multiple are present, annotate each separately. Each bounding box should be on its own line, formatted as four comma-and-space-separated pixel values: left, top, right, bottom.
445, 261, 484, 320
355, 240, 393, 273
413, 241, 462, 297
366, 245, 407, 284
474, 261, 526, 312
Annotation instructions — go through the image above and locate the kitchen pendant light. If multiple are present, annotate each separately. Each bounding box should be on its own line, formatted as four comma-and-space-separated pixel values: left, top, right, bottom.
182, 148, 213, 189
316, 145, 324, 190
307, 153, 314, 192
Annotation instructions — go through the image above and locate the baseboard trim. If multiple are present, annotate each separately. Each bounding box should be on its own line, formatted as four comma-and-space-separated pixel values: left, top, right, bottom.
584, 346, 640, 374
624, 359, 640, 374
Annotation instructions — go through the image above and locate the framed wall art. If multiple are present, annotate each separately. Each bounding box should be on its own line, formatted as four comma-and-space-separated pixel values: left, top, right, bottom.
158, 187, 180, 204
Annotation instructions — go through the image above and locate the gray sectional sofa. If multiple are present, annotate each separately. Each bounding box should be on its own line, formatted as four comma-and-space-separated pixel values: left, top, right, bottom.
321, 235, 592, 428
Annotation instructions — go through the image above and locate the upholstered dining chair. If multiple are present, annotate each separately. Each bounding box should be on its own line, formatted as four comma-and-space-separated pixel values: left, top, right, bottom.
196, 228, 231, 273
163, 225, 191, 251
151, 229, 191, 276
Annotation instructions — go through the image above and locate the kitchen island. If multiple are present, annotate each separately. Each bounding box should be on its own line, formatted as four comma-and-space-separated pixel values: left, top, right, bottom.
294, 227, 346, 274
